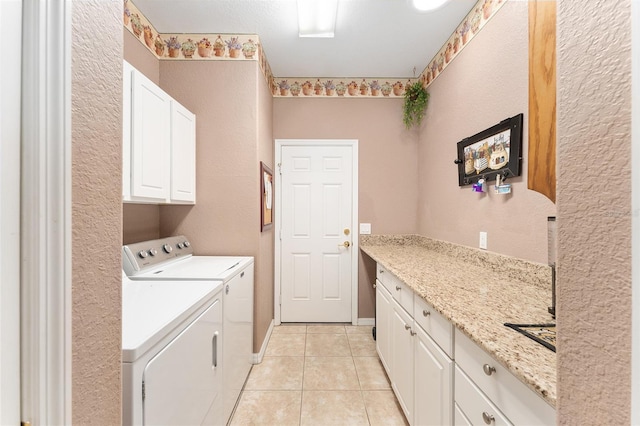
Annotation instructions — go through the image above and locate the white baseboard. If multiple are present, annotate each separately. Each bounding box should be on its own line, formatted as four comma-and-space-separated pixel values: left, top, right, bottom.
357, 318, 375, 326
252, 319, 275, 364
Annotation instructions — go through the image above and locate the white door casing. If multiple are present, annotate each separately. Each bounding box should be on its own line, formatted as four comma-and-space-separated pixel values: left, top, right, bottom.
275, 140, 358, 324
0, 1, 22, 423
21, 0, 72, 423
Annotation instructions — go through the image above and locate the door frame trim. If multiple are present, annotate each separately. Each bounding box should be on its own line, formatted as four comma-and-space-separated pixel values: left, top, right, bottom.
20, 0, 72, 423
274, 139, 359, 325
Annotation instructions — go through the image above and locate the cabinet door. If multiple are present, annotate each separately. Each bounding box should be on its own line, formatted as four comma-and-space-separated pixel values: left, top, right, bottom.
390, 300, 414, 423
170, 101, 196, 203
131, 69, 171, 201
414, 325, 453, 426
375, 282, 392, 374
143, 299, 222, 426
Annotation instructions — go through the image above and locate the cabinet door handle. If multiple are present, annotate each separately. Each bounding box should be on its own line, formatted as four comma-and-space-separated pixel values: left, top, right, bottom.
212, 332, 219, 368
379, 269, 384, 274
482, 411, 495, 424
410, 330, 416, 336
404, 324, 411, 330
422, 310, 430, 317
483, 364, 496, 376
395, 286, 401, 291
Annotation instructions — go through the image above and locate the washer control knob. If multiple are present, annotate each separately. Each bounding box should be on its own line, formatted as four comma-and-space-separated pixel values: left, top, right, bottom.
149, 249, 158, 256
162, 244, 173, 254
138, 250, 148, 259
184, 241, 190, 248
177, 242, 184, 249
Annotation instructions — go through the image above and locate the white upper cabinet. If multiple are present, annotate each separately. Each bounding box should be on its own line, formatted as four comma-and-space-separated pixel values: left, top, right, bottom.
170, 102, 196, 203
123, 60, 196, 204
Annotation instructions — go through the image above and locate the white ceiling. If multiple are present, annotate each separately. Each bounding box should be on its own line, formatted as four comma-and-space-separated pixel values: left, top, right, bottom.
133, 0, 477, 78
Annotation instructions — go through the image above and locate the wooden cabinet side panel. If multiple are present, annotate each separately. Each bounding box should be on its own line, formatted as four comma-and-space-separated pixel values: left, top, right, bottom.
528, 0, 557, 203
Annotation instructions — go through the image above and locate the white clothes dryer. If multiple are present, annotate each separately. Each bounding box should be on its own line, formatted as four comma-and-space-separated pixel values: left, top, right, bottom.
123, 236, 254, 424
121, 272, 223, 425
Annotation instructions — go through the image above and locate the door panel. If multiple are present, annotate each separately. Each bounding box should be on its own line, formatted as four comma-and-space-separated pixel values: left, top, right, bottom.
143, 299, 222, 426
280, 144, 354, 322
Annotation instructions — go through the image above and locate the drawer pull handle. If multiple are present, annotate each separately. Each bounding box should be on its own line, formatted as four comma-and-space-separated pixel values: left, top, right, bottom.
410, 330, 417, 336
483, 364, 496, 376
404, 324, 411, 330
482, 412, 495, 424
395, 286, 401, 291
422, 310, 430, 317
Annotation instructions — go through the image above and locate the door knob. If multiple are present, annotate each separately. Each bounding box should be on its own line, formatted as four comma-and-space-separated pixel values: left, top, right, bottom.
339, 241, 351, 248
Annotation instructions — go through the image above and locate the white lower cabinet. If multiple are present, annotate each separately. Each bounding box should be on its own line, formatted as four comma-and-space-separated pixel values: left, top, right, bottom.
390, 299, 415, 421
454, 402, 472, 426
414, 325, 453, 426
374, 262, 556, 426
375, 281, 392, 373
454, 329, 555, 426
376, 263, 454, 426
454, 366, 512, 426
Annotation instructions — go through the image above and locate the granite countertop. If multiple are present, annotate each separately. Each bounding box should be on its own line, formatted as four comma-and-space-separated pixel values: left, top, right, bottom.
360, 234, 556, 407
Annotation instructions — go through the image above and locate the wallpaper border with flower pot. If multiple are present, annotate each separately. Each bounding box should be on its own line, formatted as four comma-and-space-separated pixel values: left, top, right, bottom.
123, 0, 276, 88
124, 0, 505, 99
419, 0, 507, 88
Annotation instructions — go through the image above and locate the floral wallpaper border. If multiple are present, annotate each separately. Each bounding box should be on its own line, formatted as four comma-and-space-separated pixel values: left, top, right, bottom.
124, 0, 505, 99
420, 0, 507, 88
270, 78, 418, 98
123, 0, 276, 89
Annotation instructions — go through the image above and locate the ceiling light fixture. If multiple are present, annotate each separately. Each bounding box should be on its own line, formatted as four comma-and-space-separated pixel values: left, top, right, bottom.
411, 0, 450, 12
297, 0, 338, 38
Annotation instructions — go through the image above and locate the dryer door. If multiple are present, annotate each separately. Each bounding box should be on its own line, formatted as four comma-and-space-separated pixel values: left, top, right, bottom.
143, 297, 223, 425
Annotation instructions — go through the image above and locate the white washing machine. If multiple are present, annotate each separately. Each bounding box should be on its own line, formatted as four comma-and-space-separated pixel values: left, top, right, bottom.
121, 272, 223, 425
123, 236, 254, 424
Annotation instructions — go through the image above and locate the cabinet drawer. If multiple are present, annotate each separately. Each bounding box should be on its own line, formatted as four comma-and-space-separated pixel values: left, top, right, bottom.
377, 263, 413, 315
455, 366, 512, 426
414, 296, 453, 358
376, 264, 394, 293
391, 277, 413, 316
454, 330, 555, 425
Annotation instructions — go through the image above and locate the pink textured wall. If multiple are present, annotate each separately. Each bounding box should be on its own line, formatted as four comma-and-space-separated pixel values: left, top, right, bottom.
257, 72, 275, 349
556, 1, 632, 423
71, 1, 122, 423
123, 29, 159, 84
123, 29, 161, 244
273, 98, 419, 318
159, 61, 258, 254
158, 61, 273, 351
418, 1, 556, 264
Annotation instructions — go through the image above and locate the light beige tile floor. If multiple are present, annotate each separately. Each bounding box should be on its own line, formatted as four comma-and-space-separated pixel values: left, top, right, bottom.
230, 324, 408, 426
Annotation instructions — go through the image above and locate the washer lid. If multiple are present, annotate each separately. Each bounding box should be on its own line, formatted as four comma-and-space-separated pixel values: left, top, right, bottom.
130, 256, 253, 281
122, 275, 222, 362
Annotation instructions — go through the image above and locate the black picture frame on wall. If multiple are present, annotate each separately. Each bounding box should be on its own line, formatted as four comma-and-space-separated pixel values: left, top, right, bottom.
455, 113, 523, 186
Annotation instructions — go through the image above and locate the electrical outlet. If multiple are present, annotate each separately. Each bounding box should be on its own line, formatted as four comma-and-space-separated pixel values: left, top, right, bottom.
479, 231, 488, 250
360, 223, 372, 235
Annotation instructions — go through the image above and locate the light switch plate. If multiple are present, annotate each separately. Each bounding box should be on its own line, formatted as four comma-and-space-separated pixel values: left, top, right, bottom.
479, 231, 488, 250
360, 223, 372, 235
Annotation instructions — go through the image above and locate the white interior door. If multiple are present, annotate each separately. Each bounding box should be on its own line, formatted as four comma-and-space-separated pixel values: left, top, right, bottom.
278, 141, 357, 323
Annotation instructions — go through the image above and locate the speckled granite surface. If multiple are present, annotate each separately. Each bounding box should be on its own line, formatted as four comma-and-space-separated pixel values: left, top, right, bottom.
361, 234, 556, 407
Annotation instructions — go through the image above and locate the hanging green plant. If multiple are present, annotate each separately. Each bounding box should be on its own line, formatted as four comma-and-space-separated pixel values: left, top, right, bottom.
403, 81, 429, 129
